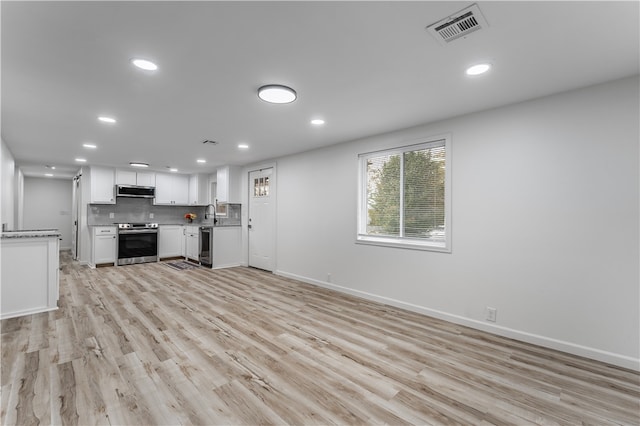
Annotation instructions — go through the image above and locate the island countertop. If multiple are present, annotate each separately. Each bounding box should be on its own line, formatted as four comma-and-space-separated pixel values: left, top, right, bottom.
1, 229, 61, 239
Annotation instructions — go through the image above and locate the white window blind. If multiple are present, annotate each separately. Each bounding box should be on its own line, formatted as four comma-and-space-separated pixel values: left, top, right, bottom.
358, 137, 450, 251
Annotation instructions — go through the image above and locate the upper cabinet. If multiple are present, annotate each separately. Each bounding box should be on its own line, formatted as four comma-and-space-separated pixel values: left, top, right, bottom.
90, 166, 115, 204
116, 170, 156, 187
155, 173, 189, 205
216, 166, 241, 203
188, 174, 209, 205
136, 172, 156, 187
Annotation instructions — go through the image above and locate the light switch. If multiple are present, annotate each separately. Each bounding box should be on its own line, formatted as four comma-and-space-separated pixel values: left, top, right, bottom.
109, 212, 115, 219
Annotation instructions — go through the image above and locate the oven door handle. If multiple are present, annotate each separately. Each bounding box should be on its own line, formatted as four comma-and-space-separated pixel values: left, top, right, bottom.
118, 229, 158, 234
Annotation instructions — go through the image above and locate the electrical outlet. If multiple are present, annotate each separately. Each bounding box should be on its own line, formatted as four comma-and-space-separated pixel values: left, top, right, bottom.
486, 307, 497, 322
109, 212, 115, 219
149, 213, 154, 219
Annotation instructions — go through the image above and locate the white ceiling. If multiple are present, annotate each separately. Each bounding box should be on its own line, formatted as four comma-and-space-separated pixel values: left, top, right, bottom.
2, 1, 639, 179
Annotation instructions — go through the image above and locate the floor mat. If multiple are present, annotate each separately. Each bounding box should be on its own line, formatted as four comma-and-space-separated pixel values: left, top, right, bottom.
164, 260, 201, 271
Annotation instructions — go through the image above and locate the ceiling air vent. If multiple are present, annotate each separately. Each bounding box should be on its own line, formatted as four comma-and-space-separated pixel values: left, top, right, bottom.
202, 140, 219, 145
426, 3, 489, 46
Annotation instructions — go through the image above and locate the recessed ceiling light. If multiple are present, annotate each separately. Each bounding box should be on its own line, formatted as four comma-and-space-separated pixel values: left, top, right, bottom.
466, 63, 491, 76
83, 143, 97, 149
237, 144, 249, 150
98, 116, 116, 124
129, 162, 149, 168
311, 119, 325, 125
75, 158, 87, 162
197, 159, 206, 163
258, 85, 297, 104
45, 173, 53, 177
169, 168, 178, 172
131, 58, 158, 71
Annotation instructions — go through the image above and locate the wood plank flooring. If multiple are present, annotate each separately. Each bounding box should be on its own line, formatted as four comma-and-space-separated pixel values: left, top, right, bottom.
2, 251, 639, 425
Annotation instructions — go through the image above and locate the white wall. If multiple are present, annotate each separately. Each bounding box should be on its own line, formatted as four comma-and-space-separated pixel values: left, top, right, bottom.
23, 177, 73, 249
0, 139, 16, 230
79, 168, 91, 264
15, 168, 24, 231
272, 76, 639, 370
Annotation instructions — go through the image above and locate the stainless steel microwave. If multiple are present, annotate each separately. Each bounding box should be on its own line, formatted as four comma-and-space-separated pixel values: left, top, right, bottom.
116, 185, 155, 198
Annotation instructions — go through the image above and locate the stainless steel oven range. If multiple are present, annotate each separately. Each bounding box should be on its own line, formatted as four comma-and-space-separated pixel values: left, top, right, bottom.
117, 223, 158, 265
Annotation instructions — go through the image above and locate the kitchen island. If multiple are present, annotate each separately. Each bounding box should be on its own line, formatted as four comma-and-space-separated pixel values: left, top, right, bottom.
197, 224, 243, 269
1, 229, 60, 319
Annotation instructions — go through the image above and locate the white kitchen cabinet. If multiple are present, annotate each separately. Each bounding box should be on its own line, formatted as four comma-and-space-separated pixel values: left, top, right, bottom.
184, 225, 199, 261
159, 225, 184, 259
1, 231, 60, 320
90, 166, 116, 204
92, 226, 116, 267
136, 172, 156, 187
116, 170, 156, 187
216, 165, 241, 203
116, 170, 136, 185
189, 174, 209, 205
155, 173, 189, 205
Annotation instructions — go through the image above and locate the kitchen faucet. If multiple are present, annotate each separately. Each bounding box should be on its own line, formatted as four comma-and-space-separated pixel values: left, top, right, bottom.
204, 204, 215, 219
204, 204, 218, 224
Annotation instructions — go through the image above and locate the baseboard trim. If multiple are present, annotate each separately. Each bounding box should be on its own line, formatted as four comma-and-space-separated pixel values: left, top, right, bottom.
0, 306, 58, 321
212, 262, 243, 270
275, 270, 639, 372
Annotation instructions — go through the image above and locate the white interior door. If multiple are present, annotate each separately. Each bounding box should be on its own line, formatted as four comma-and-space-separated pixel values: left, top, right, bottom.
248, 168, 275, 271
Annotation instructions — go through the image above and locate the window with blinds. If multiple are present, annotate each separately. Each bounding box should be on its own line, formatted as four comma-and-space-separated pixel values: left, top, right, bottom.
358, 137, 450, 251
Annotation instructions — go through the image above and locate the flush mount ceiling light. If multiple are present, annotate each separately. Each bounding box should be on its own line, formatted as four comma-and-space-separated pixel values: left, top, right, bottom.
131, 58, 158, 71
83, 143, 97, 149
197, 159, 207, 163
258, 85, 297, 104
311, 119, 325, 125
237, 143, 249, 150
168, 168, 178, 172
466, 63, 491, 76
98, 116, 117, 124
129, 162, 149, 168
75, 158, 87, 162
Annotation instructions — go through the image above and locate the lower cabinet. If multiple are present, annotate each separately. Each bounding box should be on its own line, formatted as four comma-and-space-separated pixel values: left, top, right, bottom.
1, 234, 60, 319
184, 226, 200, 261
158, 225, 184, 259
92, 226, 116, 267
211, 227, 242, 269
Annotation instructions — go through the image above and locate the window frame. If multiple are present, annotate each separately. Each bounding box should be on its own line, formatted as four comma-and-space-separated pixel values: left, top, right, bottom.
356, 134, 452, 252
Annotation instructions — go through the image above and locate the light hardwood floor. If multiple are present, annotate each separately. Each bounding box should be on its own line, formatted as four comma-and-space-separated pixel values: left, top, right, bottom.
1, 252, 639, 425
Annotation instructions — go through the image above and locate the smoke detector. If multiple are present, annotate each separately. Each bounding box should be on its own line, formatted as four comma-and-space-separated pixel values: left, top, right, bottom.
426, 3, 489, 46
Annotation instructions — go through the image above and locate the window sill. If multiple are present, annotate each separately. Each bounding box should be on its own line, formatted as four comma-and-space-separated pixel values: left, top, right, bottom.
356, 235, 451, 253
